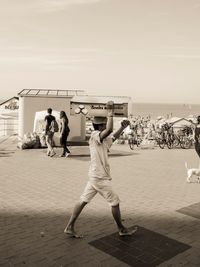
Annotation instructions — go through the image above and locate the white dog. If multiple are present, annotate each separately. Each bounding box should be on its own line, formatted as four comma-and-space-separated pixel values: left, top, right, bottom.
185, 162, 200, 183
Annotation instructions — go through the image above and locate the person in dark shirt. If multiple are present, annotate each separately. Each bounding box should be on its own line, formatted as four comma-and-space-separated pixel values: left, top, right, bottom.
194, 115, 200, 158
59, 111, 70, 157
44, 108, 56, 157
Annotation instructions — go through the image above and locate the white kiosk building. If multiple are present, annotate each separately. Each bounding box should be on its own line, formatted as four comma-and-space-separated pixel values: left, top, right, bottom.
18, 89, 132, 143
18, 89, 86, 142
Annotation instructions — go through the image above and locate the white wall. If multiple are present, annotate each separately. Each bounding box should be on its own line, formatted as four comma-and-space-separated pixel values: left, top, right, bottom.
18, 96, 85, 141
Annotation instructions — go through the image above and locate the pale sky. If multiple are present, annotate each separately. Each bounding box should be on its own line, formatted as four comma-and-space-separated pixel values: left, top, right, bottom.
0, 0, 200, 104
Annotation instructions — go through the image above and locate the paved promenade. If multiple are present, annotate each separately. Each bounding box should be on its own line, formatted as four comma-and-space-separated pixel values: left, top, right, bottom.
1, 136, 200, 267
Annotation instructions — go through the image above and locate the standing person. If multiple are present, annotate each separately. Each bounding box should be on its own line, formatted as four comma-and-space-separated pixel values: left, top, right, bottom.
44, 108, 56, 157
194, 115, 200, 158
59, 111, 70, 157
64, 101, 138, 238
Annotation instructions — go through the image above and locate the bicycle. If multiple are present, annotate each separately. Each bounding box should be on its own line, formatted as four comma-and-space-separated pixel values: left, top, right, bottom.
128, 133, 141, 150
178, 134, 193, 149
156, 131, 173, 149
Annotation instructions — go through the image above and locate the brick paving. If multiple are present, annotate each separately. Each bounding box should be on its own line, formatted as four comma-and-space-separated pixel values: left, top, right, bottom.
89, 226, 191, 267
0, 136, 200, 266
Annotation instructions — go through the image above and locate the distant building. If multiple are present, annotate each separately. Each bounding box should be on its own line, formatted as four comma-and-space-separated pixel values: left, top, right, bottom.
18, 89, 132, 144
0, 89, 132, 142
18, 89, 85, 144
0, 97, 19, 136
0, 97, 19, 113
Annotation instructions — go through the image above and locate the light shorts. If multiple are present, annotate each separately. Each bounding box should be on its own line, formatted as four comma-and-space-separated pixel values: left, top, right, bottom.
80, 179, 120, 207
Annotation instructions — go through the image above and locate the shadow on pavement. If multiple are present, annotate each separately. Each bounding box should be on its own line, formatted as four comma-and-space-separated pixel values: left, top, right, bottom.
0, 211, 195, 267
0, 150, 15, 157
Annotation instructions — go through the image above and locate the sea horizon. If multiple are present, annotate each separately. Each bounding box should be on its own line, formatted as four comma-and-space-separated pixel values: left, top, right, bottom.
132, 102, 200, 119
1, 98, 199, 120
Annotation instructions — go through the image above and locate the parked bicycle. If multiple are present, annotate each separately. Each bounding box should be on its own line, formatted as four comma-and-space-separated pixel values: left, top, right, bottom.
127, 130, 142, 150
156, 123, 174, 149
156, 131, 173, 149
176, 129, 194, 149
157, 124, 194, 149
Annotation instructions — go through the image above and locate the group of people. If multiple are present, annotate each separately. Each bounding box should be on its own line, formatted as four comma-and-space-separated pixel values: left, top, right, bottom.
44, 108, 70, 157
126, 116, 198, 145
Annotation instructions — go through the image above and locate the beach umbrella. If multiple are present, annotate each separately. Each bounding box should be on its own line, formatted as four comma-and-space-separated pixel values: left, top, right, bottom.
166, 117, 181, 124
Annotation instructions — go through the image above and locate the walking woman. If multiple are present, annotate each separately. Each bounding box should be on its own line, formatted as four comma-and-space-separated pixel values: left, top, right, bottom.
194, 115, 200, 158
59, 111, 70, 157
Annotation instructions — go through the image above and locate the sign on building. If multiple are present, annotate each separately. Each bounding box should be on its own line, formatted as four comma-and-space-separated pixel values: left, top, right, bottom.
70, 95, 131, 117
